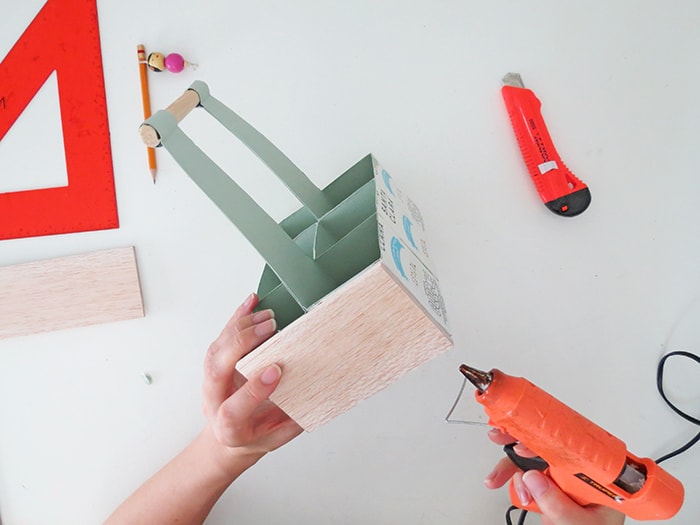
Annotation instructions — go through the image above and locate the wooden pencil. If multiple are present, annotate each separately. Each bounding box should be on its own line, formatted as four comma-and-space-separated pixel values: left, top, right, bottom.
137, 44, 157, 183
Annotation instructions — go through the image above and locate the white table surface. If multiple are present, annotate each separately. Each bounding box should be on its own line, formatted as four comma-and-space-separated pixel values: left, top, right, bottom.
1, 1, 699, 523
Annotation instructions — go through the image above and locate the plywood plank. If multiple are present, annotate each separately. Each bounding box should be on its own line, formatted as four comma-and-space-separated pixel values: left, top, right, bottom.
0, 247, 144, 339
237, 261, 452, 431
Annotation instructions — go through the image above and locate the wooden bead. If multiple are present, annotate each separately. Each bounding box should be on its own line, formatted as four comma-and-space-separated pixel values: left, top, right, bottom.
147, 51, 192, 73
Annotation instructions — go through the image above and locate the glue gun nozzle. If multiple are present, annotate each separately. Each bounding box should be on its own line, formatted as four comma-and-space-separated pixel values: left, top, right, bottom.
459, 364, 493, 393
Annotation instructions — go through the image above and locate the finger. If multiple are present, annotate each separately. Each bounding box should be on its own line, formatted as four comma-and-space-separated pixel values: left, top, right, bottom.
512, 443, 538, 458
204, 312, 277, 399
215, 364, 283, 447
521, 470, 591, 525
202, 311, 277, 417
246, 404, 304, 452
219, 293, 259, 338
488, 429, 538, 458
484, 456, 520, 489
270, 419, 304, 450
511, 471, 530, 506
216, 308, 276, 358
488, 428, 518, 445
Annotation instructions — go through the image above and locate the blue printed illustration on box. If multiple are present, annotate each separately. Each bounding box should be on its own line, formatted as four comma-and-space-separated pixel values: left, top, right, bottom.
374, 163, 434, 272
373, 158, 449, 333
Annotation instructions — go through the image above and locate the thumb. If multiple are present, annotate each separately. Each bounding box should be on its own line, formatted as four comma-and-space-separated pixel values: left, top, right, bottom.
522, 471, 591, 525
218, 364, 282, 429
237, 364, 283, 414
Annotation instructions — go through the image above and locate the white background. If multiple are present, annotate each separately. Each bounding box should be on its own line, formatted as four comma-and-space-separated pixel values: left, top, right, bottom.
1, 1, 699, 524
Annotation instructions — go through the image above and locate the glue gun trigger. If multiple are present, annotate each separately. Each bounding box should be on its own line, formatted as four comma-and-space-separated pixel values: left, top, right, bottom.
503, 443, 549, 472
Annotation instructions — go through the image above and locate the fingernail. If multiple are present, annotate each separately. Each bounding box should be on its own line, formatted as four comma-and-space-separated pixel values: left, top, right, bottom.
513, 473, 531, 506
513, 443, 529, 455
261, 364, 281, 385
251, 309, 275, 323
522, 470, 549, 499
483, 469, 496, 485
254, 318, 277, 336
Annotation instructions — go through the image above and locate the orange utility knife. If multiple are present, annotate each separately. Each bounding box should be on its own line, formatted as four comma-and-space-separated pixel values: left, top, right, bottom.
501, 73, 591, 217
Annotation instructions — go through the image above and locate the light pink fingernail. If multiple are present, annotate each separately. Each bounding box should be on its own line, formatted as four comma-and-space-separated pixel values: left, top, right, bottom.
254, 318, 277, 336
261, 364, 281, 385
251, 309, 275, 323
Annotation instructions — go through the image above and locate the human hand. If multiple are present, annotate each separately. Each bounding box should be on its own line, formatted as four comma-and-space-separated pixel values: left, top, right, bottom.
484, 429, 626, 525
201, 293, 303, 471
104, 294, 303, 524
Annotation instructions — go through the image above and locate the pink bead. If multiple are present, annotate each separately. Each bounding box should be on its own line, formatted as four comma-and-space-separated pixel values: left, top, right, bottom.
164, 53, 185, 73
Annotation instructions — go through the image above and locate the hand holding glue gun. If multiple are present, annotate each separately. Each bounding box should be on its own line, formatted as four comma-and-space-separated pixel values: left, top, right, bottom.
486, 429, 626, 525
462, 365, 684, 522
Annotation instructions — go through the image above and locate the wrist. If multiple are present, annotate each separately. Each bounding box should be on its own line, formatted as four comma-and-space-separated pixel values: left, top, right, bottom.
197, 425, 266, 482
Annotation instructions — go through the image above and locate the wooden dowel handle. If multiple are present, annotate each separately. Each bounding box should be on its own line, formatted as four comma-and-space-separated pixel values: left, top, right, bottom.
165, 88, 201, 122
139, 88, 201, 148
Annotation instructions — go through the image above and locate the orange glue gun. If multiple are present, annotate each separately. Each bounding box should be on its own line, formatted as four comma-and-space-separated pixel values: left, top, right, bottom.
460, 364, 684, 520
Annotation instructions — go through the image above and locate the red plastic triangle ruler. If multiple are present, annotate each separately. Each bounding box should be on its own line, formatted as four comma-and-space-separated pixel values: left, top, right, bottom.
0, 0, 118, 240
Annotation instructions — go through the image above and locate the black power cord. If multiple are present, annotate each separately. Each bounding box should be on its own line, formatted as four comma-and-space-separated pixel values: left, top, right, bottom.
502, 350, 699, 524
655, 350, 700, 463
505, 505, 527, 525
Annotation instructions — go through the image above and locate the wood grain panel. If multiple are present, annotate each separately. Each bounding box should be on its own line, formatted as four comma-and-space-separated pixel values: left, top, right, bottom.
237, 261, 452, 431
0, 247, 144, 339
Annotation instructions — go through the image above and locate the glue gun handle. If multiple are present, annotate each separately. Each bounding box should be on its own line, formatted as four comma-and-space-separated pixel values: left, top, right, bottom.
503, 443, 548, 472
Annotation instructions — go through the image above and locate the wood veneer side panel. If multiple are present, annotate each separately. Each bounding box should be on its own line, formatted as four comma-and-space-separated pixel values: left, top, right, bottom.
237, 262, 452, 430
0, 247, 144, 339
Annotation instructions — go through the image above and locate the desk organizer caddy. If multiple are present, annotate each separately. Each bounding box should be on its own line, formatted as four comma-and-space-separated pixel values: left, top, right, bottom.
141, 81, 452, 430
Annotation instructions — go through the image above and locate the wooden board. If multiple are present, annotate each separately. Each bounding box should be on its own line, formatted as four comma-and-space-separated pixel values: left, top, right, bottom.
237, 261, 453, 431
0, 247, 143, 339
